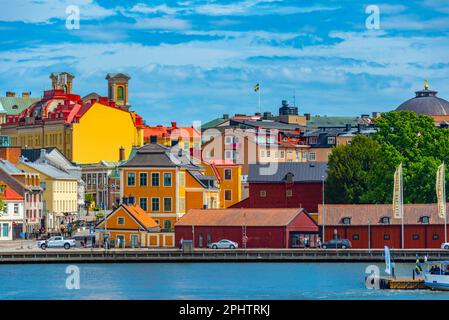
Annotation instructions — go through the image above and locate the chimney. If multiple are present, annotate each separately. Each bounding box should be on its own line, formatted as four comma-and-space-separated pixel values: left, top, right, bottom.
22, 92, 31, 98
304, 113, 311, 121
6, 91, 15, 97
171, 122, 177, 128
119, 146, 125, 161
223, 114, 229, 119
40, 148, 46, 160
345, 124, 352, 131
0, 147, 21, 165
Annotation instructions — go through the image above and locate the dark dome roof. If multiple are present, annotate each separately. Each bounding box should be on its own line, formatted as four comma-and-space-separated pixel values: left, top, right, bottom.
396, 84, 449, 116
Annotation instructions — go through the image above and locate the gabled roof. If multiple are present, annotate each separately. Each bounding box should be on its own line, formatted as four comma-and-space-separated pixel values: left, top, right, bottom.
3, 187, 24, 201
0, 159, 22, 174
20, 161, 76, 180
96, 204, 159, 231
121, 143, 202, 170
176, 208, 309, 227
106, 73, 131, 80
248, 162, 327, 183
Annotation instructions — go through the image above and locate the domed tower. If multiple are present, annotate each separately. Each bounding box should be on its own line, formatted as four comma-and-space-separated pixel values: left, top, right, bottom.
396, 80, 449, 116
50, 72, 74, 94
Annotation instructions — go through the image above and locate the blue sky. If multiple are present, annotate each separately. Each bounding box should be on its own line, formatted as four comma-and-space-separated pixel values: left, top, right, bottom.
1, 0, 449, 126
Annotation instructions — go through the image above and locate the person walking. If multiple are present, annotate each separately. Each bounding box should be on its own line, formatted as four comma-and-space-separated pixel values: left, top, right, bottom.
92, 235, 96, 248
179, 237, 184, 250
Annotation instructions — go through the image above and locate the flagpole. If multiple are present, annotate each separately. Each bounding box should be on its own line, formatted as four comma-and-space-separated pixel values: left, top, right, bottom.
258, 82, 261, 114
401, 164, 404, 249
444, 162, 447, 243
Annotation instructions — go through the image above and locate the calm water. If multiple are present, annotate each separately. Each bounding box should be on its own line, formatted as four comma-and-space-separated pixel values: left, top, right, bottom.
1, 262, 449, 300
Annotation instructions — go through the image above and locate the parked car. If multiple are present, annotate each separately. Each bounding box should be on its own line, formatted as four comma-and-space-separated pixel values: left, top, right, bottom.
441, 243, 449, 250
321, 239, 352, 249
208, 239, 238, 249
37, 236, 76, 250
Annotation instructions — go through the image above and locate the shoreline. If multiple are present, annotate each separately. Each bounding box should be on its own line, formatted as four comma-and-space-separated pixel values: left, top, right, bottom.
0, 248, 448, 264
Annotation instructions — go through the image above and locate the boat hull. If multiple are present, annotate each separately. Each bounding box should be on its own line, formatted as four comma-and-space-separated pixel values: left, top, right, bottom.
424, 274, 449, 291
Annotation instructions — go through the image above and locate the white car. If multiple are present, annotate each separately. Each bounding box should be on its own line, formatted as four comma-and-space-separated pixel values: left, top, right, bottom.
441, 243, 449, 250
208, 239, 238, 249
37, 236, 76, 250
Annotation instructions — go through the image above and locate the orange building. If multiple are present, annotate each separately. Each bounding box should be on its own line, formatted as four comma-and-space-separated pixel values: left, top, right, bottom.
202, 160, 242, 208
95, 204, 167, 248
120, 143, 220, 235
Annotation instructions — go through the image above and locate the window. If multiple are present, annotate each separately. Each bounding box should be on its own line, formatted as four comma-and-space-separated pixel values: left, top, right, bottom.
341, 217, 351, 225
224, 169, 232, 180
127, 196, 135, 205
352, 234, 360, 241
433, 234, 440, 241
309, 152, 316, 161
163, 173, 172, 187
179, 172, 185, 187
139, 173, 147, 186
179, 197, 185, 212
412, 234, 420, 240
13, 204, 19, 215
225, 190, 232, 201
260, 150, 265, 158
380, 217, 390, 224
127, 172, 136, 186
151, 173, 160, 187
384, 234, 390, 240
117, 86, 124, 100
280, 151, 285, 158
117, 217, 125, 225
2, 224, 8, 237
267, 150, 271, 158
207, 233, 212, 246
420, 216, 430, 224
163, 197, 172, 212
164, 220, 172, 231
139, 198, 148, 211
260, 190, 267, 197
225, 150, 232, 160
151, 198, 160, 212
198, 233, 203, 248
225, 136, 232, 145
327, 136, 336, 145
286, 190, 293, 197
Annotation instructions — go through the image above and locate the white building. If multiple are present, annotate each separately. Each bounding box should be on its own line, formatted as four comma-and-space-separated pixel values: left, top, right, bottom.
0, 187, 25, 240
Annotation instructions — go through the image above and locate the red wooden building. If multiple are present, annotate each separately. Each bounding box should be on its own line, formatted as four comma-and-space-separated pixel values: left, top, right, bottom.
175, 208, 319, 248
319, 204, 449, 249
231, 163, 327, 213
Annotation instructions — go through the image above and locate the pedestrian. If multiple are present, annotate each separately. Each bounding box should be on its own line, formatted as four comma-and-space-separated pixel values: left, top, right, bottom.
83, 237, 87, 248
179, 237, 184, 250
116, 237, 121, 249
92, 235, 96, 248
317, 237, 322, 249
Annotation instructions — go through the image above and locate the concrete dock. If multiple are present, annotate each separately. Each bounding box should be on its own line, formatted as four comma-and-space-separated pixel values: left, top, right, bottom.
1, 248, 449, 264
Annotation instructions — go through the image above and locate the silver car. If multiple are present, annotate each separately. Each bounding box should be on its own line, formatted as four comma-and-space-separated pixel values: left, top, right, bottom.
37, 236, 76, 250
208, 239, 238, 249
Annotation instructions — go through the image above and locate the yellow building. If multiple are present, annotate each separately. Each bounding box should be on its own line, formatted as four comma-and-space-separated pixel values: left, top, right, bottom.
120, 143, 220, 232
202, 160, 242, 208
17, 160, 78, 232
1, 73, 144, 164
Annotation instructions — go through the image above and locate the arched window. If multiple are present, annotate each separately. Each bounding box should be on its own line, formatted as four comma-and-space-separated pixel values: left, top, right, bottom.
341, 217, 351, 225
379, 216, 390, 224
117, 86, 124, 100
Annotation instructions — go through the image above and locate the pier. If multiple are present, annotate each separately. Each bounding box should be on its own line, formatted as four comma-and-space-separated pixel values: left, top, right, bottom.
1, 248, 449, 264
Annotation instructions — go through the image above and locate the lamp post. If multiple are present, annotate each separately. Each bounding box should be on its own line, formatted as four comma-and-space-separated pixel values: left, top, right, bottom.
322, 175, 325, 243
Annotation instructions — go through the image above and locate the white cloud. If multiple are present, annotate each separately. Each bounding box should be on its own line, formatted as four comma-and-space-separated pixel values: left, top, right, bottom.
134, 17, 191, 30
0, 0, 115, 23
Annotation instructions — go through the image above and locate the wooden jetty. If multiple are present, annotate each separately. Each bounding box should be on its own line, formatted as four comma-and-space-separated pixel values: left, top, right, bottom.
379, 277, 427, 290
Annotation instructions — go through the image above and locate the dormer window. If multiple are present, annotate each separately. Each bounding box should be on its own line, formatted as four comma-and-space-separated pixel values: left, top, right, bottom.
379, 216, 390, 224
12, 105, 18, 110
420, 216, 430, 224
285, 172, 294, 183
341, 217, 351, 225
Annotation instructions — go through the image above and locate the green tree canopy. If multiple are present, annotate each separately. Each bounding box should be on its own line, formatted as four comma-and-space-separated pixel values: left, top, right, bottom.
326, 110, 449, 204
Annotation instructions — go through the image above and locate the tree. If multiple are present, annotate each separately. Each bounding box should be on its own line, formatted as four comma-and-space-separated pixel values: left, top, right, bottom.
326, 135, 381, 204
84, 193, 94, 216
326, 110, 449, 204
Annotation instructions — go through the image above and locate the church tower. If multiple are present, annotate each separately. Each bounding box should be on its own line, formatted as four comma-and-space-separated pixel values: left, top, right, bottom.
106, 73, 131, 109
50, 72, 74, 94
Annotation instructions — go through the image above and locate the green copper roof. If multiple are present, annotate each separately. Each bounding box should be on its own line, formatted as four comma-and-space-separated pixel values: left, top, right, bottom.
201, 117, 228, 130
0, 97, 39, 115
306, 116, 361, 128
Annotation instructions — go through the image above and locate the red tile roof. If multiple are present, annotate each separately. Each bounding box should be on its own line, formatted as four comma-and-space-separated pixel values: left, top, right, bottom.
2, 187, 23, 201
318, 203, 448, 225
176, 208, 306, 227
123, 205, 159, 229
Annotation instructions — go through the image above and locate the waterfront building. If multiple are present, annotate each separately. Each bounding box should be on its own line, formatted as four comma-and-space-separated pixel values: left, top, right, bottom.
175, 208, 319, 248
81, 160, 122, 211
95, 204, 162, 248
202, 160, 242, 208
120, 143, 220, 233
0, 146, 43, 234
396, 81, 449, 125
1, 72, 145, 164
0, 91, 39, 125
318, 204, 449, 249
17, 158, 78, 232
21, 148, 85, 213
0, 183, 24, 240
231, 162, 327, 214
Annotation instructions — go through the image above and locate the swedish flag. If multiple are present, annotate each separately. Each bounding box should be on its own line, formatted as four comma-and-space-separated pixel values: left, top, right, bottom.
254, 83, 260, 92
415, 256, 423, 275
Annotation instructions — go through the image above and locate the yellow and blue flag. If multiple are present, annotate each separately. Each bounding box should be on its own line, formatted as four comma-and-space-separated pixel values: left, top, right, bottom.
415, 255, 423, 275
254, 83, 260, 92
